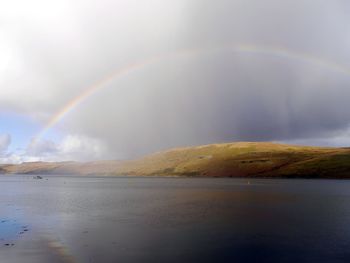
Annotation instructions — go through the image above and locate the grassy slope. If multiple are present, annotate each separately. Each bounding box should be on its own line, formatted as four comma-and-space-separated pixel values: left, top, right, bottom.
1, 142, 350, 178
116, 142, 350, 178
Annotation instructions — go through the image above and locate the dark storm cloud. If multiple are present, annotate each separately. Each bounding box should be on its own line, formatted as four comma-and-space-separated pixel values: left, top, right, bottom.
2, 0, 350, 160
66, 51, 350, 158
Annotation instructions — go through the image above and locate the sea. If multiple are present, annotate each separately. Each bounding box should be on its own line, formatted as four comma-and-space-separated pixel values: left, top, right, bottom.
1, 175, 350, 263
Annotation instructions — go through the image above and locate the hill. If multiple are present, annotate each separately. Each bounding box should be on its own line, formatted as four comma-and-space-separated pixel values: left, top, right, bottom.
1, 142, 350, 178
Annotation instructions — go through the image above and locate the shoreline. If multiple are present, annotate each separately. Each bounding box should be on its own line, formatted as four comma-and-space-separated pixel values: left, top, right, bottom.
1, 173, 350, 180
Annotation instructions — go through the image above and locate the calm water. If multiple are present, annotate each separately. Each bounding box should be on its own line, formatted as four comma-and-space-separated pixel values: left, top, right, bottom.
1, 176, 350, 263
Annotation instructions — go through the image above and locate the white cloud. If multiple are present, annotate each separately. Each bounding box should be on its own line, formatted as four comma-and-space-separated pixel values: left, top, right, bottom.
0, 134, 11, 153
26, 138, 58, 156
56, 134, 108, 161
0, 0, 190, 119
0, 134, 108, 164
26, 134, 108, 162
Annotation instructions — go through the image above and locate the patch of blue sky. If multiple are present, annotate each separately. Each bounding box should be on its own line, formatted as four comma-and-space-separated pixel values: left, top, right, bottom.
0, 111, 64, 152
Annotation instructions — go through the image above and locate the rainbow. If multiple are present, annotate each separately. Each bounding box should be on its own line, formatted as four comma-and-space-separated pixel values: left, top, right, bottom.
46, 238, 77, 263
35, 44, 350, 141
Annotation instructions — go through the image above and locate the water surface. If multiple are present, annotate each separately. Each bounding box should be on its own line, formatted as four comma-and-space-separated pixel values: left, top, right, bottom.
1, 175, 350, 262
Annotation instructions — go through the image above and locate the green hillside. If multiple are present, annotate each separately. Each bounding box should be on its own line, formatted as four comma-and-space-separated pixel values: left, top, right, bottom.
1, 142, 350, 178
116, 142, 350, 178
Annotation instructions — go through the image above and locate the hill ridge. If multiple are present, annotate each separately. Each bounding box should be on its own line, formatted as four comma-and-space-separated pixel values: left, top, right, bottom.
1, 142, 350, 178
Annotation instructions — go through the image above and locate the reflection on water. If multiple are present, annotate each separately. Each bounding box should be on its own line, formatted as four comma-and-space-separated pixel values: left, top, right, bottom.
45, 238, 77, 263
0, 218, 20, 245
1, 176, 350, 262
0, 199, 29, 247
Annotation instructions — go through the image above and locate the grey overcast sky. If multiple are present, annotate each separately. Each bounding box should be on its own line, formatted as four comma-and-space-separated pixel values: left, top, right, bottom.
1, 0, 350, 162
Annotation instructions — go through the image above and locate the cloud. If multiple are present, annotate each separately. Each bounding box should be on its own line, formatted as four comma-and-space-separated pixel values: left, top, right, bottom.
0, 134, 11, 153
26, 134, 108, 162
283, 126, 350, 148
2, 0, 350, 160
0, 134, 107, 164
61, 53, 350, 158
0, 0, 191, 118
56, 135, 108, 161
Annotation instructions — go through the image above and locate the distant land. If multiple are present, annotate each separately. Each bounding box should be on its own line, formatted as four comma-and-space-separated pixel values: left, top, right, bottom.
1, 142, 350, 178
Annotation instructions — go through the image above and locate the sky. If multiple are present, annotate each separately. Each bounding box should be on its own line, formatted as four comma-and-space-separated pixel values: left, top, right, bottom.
1, 0, 350, 163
